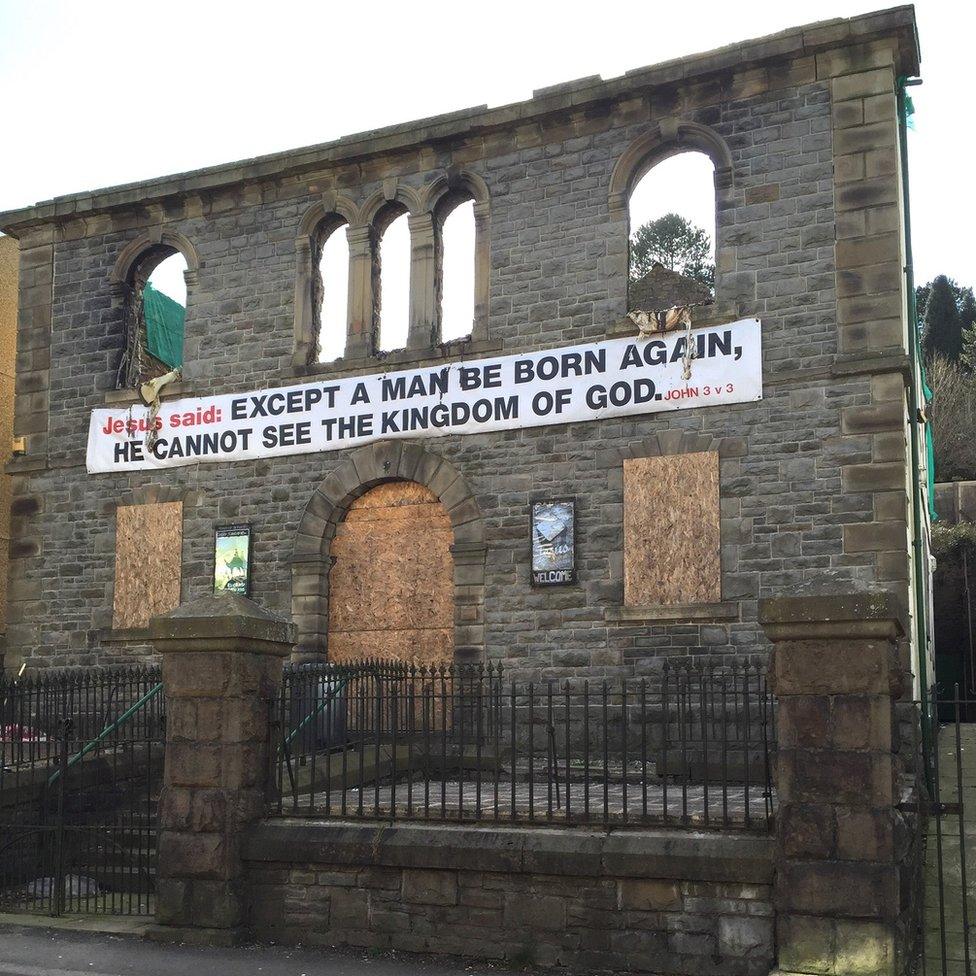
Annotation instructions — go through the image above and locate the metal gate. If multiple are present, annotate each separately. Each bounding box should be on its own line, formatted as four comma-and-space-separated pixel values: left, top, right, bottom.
913, 686, 976, 976
0, 665, 164, 916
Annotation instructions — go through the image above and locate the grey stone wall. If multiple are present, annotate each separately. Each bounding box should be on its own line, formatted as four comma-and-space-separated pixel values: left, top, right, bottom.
244, 820, 774, 974
0, 13, 920, 674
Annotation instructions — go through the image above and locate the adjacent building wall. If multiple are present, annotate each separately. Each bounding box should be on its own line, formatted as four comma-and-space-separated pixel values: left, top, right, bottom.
0, 236, 18, 648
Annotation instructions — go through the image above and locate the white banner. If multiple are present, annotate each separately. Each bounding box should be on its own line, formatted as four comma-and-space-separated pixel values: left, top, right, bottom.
86, 319, 763, 474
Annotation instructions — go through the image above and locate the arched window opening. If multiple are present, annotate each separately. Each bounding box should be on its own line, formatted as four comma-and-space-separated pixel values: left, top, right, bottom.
627, 151, 716, 315
376, 208, 410, 352
315, 222, 350, 363
438, 197, 476, 343
120, 248, 188, 389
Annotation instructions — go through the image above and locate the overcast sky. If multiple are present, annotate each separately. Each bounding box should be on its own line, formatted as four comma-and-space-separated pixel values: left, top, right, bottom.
0, 0, 972, 316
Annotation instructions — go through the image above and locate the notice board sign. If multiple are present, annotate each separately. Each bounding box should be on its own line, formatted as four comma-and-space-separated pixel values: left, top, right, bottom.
531, 499, 576, 586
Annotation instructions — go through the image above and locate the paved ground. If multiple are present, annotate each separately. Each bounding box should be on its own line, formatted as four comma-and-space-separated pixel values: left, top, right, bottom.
0, 922, 509, 976
301, 780, 776, 828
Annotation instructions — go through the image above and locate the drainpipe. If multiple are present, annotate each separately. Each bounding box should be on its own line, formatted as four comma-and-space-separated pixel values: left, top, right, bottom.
897, 76, 930, 720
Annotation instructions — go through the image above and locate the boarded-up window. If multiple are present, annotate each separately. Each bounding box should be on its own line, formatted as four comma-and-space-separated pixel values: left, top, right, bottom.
112, 502, 183, 629
623, 452, 721, 606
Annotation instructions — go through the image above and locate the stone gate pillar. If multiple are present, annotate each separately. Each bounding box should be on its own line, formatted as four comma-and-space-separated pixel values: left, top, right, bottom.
759, 593, 910, 976
148, 593, 295, 945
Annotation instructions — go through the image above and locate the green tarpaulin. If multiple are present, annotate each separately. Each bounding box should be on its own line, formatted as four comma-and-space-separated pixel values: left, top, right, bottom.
142, 281, 184, 369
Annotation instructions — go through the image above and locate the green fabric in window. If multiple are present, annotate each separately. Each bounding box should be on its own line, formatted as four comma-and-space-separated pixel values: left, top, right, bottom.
142, 281, 185, 368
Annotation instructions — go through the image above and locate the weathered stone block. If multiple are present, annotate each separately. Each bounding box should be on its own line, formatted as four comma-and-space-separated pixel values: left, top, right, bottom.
835, 808, 894, 861
843, 521, 907, 554
503, 893, 567, 931
770, 638, 898, 697
778, 803, 836, 859
617, 878, 681, 911
779, 861, 900, 920
830, 696, 892, 751
841, 461, 905, 493
330, 887, 369, 927
402, 869, 458, 906
718, 913, 774, 958
157, 829, 239, 881
841, 403, 904, 435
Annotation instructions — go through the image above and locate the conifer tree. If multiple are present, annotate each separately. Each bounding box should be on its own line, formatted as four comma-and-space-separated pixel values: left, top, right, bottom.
629, 213, 715, 289
923, 275, 963, 361
960, 289, 976, 373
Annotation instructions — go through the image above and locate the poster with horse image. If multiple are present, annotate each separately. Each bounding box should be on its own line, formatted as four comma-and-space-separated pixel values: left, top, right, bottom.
214, 524, 252, 596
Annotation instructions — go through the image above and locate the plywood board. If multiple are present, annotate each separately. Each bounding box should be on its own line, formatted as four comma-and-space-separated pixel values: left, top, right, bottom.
328, 482, 454, 666
112, 501, 183, 629
623, 452, 721, 606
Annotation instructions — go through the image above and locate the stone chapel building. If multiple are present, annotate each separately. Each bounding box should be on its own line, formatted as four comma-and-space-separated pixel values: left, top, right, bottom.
0, 7, 931, 689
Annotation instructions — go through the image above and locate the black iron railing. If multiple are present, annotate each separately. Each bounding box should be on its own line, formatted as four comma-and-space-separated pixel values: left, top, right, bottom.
908, 684, 976, 976
271, 660, 776, 830
0, 666, 165, 916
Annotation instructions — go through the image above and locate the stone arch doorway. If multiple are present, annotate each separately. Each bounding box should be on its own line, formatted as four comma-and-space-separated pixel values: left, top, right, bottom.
290, 440, 486, 664
327, 481, 455, 666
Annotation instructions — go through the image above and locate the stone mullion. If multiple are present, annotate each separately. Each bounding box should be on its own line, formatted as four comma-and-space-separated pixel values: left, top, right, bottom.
13, 240, 53, 455
451, 542, 487, 664
290, 554, 333, 663
407, 212, 435, 349
345, 224, 374, 360
471, 201, 490, 341
291, 238, 314, 367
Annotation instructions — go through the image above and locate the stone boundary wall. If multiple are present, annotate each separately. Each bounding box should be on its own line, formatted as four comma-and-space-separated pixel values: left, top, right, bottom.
934, 481, 976, 525
243, 820, 774, 974
143, 590, 917, 972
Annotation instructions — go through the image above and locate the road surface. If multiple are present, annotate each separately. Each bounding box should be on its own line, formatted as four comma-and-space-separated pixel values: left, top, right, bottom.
0, 924, 509, 976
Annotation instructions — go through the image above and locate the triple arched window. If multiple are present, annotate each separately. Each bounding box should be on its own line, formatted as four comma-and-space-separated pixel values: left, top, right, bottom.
294, 171, 490, 367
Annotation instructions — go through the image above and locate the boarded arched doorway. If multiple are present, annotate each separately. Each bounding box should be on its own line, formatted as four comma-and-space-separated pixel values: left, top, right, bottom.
327, 481, 455, 665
